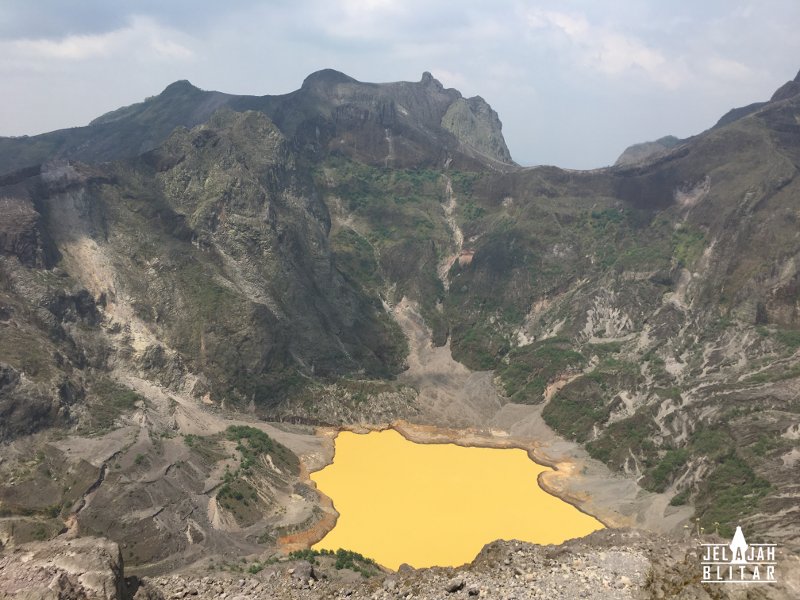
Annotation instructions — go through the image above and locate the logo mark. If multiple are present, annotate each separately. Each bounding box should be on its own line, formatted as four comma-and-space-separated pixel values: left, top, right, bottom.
701, 526, 778, 584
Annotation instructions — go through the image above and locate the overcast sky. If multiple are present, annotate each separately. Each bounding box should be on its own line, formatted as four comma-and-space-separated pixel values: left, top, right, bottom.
1, 1, 799, 169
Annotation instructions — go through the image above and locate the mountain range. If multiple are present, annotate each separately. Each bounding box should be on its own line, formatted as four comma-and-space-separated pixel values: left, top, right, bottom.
1, 67, 799, 592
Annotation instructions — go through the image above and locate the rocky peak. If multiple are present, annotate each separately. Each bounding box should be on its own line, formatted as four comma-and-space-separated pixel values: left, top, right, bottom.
160, 79, 201, 96
300, 68, 359, 92
420, 71, 445, 91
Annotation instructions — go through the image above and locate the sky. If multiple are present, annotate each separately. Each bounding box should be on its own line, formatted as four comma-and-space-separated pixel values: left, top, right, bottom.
1, 1, 799, 169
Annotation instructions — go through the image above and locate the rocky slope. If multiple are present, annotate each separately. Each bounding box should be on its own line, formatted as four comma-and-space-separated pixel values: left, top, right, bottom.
1, 68, 800, 591
5, 530, 797, 599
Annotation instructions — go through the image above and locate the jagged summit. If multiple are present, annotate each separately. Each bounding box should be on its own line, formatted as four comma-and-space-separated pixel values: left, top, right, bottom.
0, 69, 516, 173
420, 71, 445, 90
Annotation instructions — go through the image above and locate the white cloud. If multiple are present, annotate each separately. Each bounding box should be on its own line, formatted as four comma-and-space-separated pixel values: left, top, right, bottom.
0, 16, 193, 68
12, 33, 114, 60
429, 67, 468, 89
704, 56, 753, 82
311, 0, 408, 41
1, 1, 799, 168
525, 8, 686, 89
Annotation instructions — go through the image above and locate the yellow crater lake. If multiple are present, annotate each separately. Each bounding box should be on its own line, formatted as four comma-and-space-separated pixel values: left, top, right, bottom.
310, 429, 603, 569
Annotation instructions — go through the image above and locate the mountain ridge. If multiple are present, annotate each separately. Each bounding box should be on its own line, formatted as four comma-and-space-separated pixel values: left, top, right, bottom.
0, 67, 799, 585
615, 69, 800, 167
0, 70, 515, 177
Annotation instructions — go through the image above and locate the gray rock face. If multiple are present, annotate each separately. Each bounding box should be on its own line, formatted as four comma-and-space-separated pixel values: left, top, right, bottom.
288, 561, 316, 582
0, 177, 58, 269
0, 363, 66, 442
441, 96, 513, 164
0, 537, 126, 599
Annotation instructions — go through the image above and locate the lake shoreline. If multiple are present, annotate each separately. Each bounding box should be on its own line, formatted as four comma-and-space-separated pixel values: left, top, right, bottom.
279, 420, 616, 566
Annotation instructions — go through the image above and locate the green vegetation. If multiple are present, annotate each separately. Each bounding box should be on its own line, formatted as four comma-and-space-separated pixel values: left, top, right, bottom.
213, 426, 300, 526
499, 339, 585, 404
321, 156, 453, 347
331, 229, 381, 291
183, 433, 226, 463
695, 454, 771, 537
672, 226, 705, 268
645, 449, 689, 493
450, 321, 502, 370
748, 433, 790, 457
81, 378, 144, 433
669, 489, 690, 506
461, 201, 485, 221
543, 390, 609, 442
775, 329, 800, 349
225, 425, 299, 474
288, 548, 380, 577
318, 157, 445, 240
216, 466, 261, 515
744, 361, 800, 384
449, 170, 480, 197
585, 411, 657, 466
689, 425, 730, 458
247, 562, 264, 574
592, 356, 640, 379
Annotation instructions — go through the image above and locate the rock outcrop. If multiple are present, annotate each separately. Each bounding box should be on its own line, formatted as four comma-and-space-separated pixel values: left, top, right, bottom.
441, 95, 513, 164
0, 537, 129, 599
145, 531, 799, 599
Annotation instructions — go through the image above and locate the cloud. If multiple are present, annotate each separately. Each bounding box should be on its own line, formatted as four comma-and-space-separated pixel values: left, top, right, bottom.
705, 56, 752, 82
0, 16, 193, 68
308, 0, 408, 42
1, 1, 799, 168
524, 8, 686, 89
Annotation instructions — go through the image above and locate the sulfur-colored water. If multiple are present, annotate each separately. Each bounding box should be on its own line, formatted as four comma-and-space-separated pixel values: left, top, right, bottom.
311, 429, 603, 570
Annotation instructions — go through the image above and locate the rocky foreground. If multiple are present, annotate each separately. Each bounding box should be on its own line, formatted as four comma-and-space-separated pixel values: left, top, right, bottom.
2, 530, 798, 600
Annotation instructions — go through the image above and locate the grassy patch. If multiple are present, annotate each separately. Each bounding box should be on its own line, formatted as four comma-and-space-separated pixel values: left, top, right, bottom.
331, 228, 381, 291
672, 226, 705, 269
225, 425, 299, 474
695, 453, 771, 537
499, 339, 585, 404
585, 411, 657, 467
288, 548, 380, 577
80, 378, 144, 433
775, 329, 800, 349
645, 448, 689, 493
212, 426, 300, 527
450, 321, 503, 370
183, 434, 226, 463
689, 425, 731, 458
542, 375, 613, 442
669, 489, 690, 506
